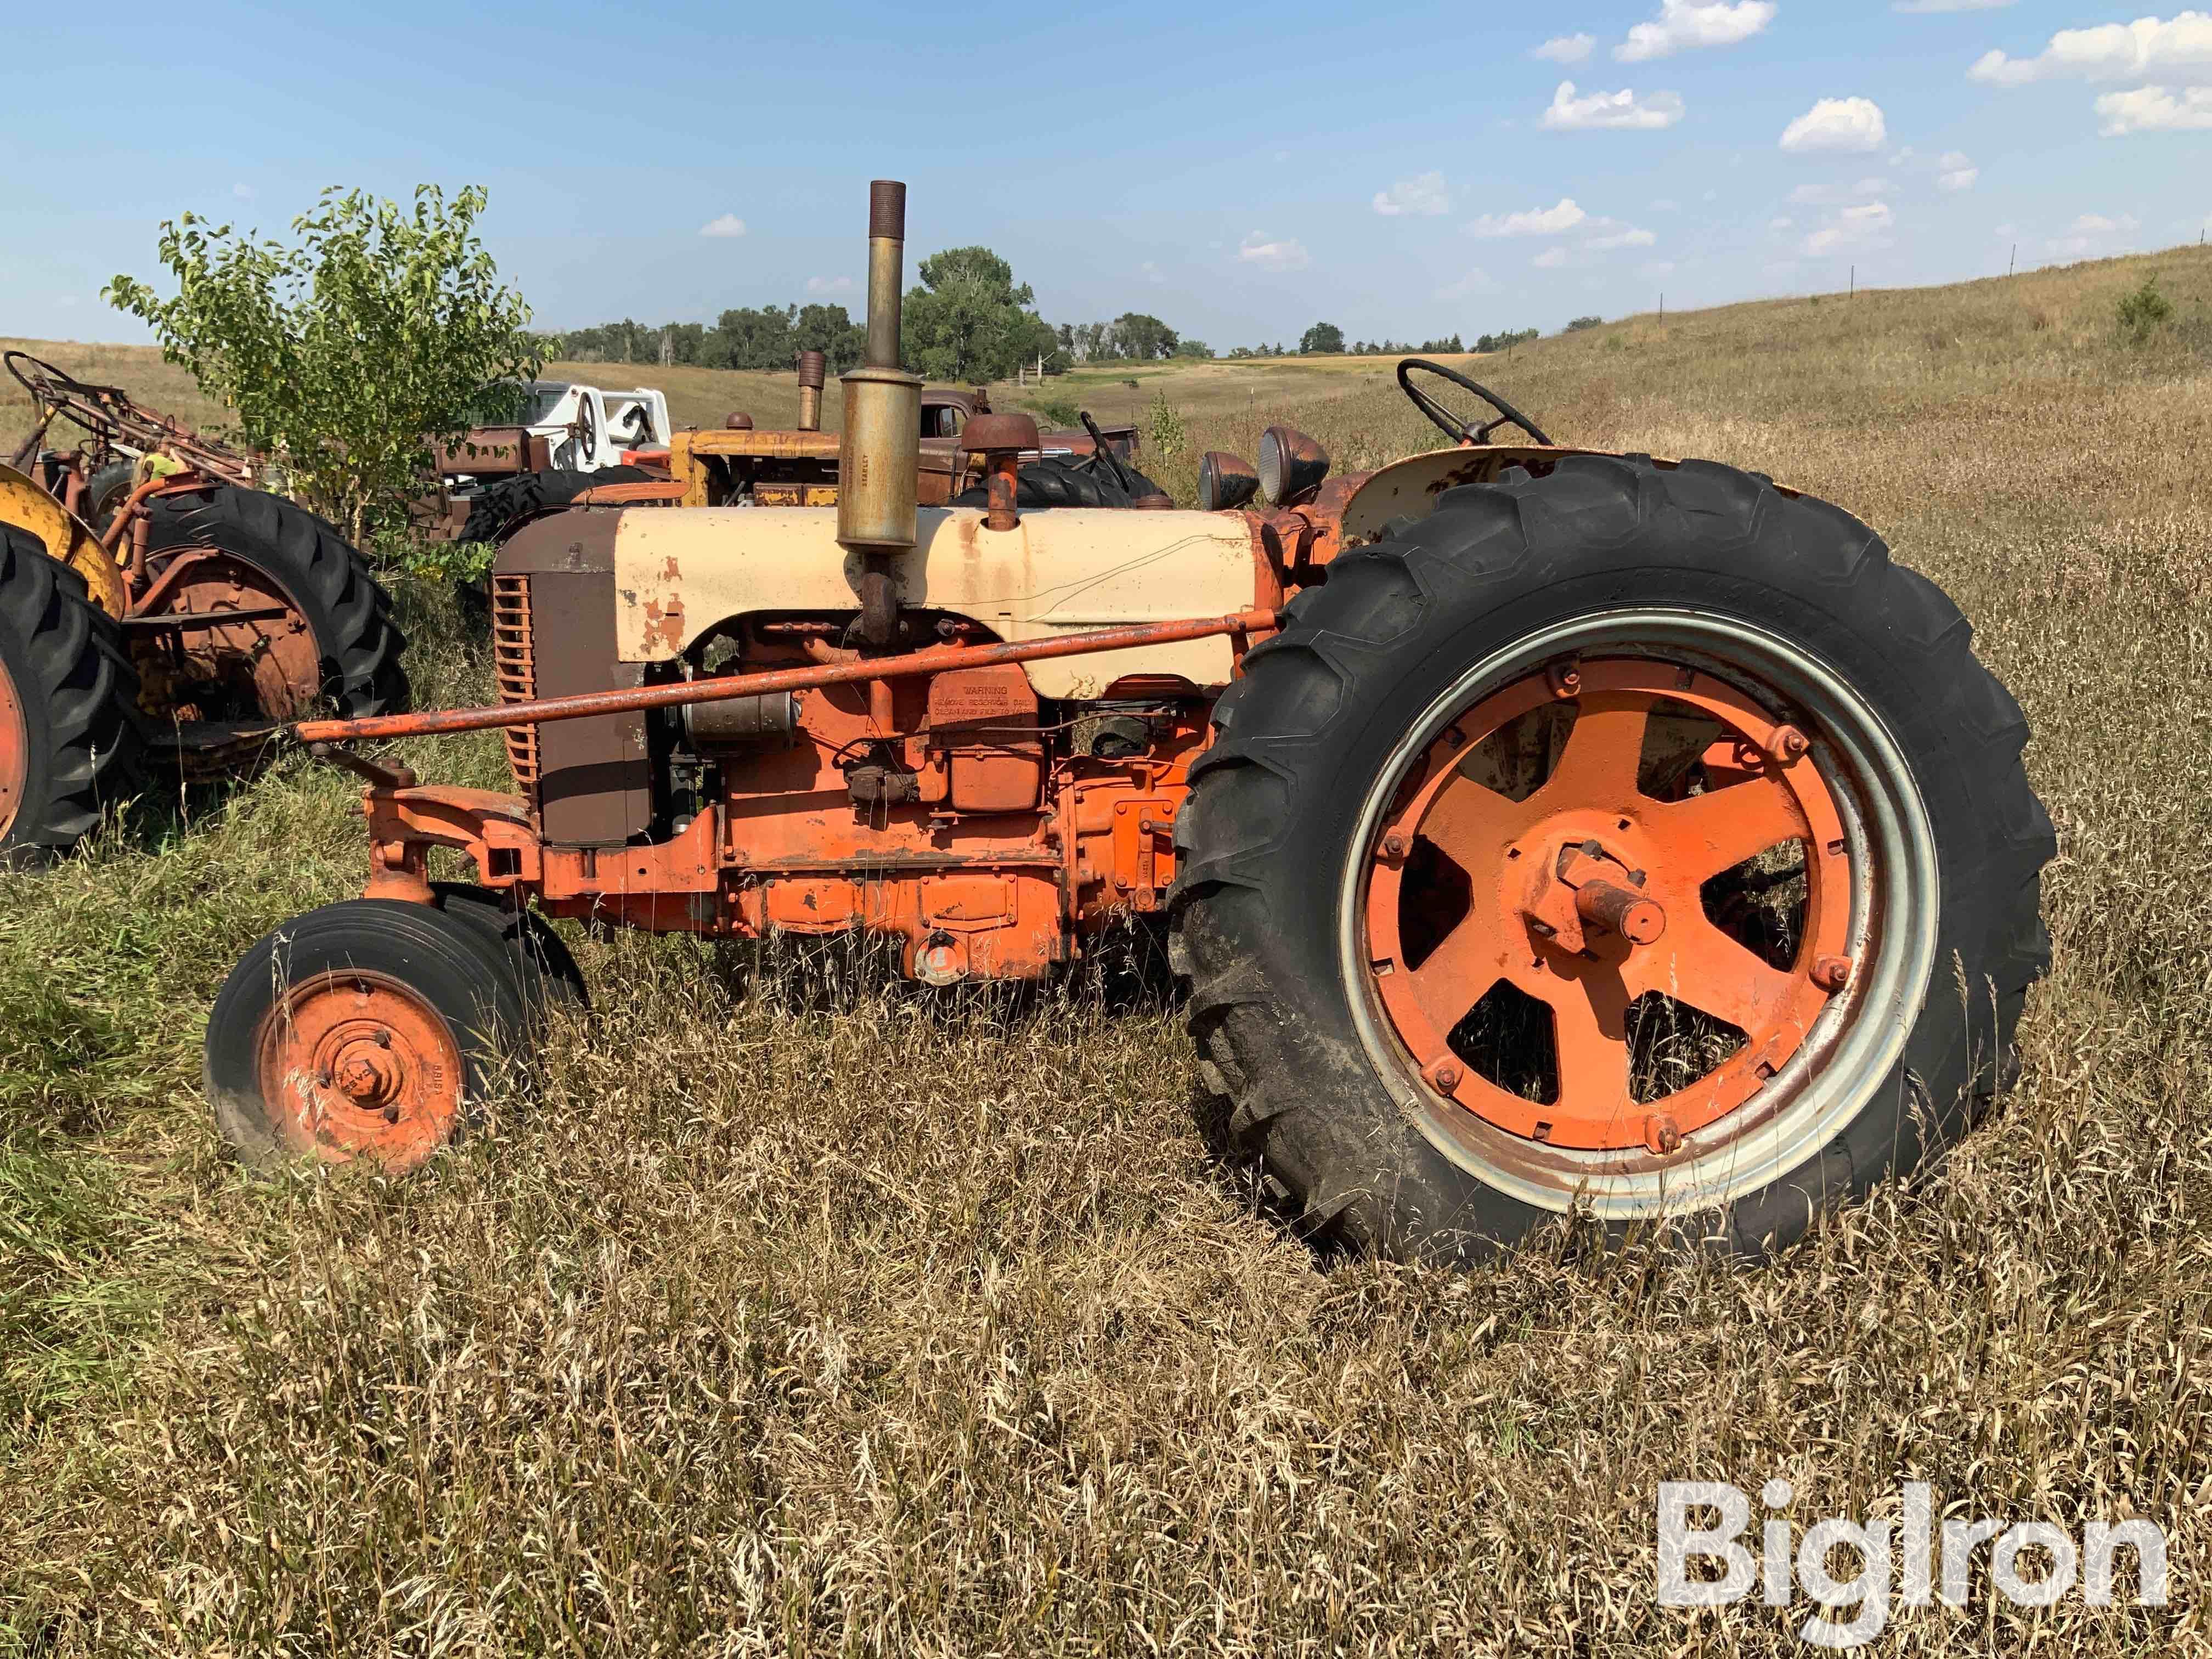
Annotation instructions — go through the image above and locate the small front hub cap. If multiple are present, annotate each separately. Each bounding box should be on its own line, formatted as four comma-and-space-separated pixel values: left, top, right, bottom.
253, 971, 464, 1171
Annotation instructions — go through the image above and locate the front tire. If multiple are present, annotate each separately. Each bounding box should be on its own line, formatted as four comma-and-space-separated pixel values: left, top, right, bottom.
204, 899, 542, 1173
1172, 454, 2053, 1263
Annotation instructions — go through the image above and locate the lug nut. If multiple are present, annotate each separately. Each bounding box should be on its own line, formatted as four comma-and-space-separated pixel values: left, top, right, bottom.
1432, 1063, 1463, 1092
1645, 1114, 1684, 1155
1548, 663, 1583, 699
1812, 955, 1854, 994
1381, 833, 1409, 862
1768, 725, 1809, 764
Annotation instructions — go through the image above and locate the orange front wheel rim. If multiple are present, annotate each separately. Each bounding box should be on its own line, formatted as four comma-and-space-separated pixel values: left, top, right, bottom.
254, 969, 465, 1172
0, 658, 26, 844
1364, 656, 1856, 1154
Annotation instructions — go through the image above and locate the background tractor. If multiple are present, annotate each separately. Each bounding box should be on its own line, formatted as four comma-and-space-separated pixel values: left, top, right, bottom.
1, 351, 408, 862
205, 181, 2053, 1265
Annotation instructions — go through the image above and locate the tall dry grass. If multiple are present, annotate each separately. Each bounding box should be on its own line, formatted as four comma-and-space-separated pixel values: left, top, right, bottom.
4, 246, 2211, 1654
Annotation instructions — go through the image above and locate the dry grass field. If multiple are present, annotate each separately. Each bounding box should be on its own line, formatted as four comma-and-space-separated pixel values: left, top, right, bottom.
4, 247, 2211, 1655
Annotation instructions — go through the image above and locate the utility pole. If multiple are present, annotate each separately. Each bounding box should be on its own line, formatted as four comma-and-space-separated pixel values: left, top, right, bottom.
1849, 265, 1855, 301
1658, 291, 1665, 324
2010, 244, 2017, 278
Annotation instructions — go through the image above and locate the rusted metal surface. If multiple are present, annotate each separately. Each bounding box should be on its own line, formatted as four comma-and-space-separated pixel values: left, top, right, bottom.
296, 610, 1278, 745
795, 351, 826, 433
965, 414, 1039, 532
491, 574, 539, 793
0, 462, 126, 617
4, 351, 256, 486
250, 968, 466, 1173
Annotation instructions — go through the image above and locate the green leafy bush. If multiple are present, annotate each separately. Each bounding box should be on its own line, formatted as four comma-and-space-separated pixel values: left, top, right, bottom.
2117, 275, 2174, 343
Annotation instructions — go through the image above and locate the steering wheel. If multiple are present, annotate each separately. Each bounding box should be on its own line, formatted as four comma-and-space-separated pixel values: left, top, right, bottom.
572, 394, 598, 462
1396, 358, 1553, 447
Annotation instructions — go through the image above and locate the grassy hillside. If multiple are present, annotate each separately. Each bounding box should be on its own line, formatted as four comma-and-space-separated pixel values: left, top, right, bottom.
3, 245, 2210, 1653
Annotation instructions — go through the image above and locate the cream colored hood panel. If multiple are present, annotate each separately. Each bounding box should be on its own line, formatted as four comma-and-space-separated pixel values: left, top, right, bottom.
613, 505, 1256, 697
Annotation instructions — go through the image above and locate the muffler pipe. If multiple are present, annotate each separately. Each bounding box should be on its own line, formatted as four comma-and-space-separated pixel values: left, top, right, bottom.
795, 350, 826, 432
838, 180, 923, 645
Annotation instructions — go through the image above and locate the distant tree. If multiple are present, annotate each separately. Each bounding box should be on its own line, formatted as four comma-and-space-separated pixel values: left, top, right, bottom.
1110, 312, 1181, 360
105, 184, 540, 543
904, 246, 1049, 382
1418, 334, 1464, 353
703, 304, 795, 370
1300, 322, 1346, 355
1475, 328, 1540, 352
792, 303, 867, 374
1172, 338, 1212, 359
1564, 315, 1604, 333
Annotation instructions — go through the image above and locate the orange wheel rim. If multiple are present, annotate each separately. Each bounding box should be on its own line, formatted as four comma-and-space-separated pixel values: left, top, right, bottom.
1363, 657, 1855, 1155
139, 551, 321, 723
0, 658, 25, 843
253, 969, 465, 1172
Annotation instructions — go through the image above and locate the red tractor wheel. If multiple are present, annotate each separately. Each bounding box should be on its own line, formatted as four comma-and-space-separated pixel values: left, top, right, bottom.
1173, 454, 2053, 1263
204, 898, 545, 1173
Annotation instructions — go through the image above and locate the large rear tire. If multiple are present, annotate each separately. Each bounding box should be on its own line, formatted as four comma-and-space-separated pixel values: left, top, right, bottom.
459, 465, 650, 546
0, 524, 144, 866
1172, 454, 2053, 1263
951, 454, 1167, 511
204, 897, 546, 1173
140, 484, 408, 720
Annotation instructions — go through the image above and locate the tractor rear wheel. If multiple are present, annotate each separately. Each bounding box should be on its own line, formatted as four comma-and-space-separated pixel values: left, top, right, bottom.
951, 454, 1167, 511
204, 897, 549, 1173
459, 465, 650, 546
1172, 454, 2053, 1263
139, 484, 408, 725
0, 524, 144, 866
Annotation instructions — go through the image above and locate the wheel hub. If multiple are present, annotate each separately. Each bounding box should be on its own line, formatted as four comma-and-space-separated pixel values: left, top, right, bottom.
1363, 656, 1858, 1155
254, 970, 462, 1170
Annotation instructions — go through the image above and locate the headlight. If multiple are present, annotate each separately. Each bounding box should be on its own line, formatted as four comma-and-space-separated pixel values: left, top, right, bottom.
1198, 450, 1259, 511
1257, 425, 1330, 505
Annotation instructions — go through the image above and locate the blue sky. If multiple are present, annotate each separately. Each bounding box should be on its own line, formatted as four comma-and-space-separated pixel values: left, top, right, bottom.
5, 2, 2208, 350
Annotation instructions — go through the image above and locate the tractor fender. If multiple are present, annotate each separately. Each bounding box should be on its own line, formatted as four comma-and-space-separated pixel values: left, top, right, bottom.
0, 462, 127, 618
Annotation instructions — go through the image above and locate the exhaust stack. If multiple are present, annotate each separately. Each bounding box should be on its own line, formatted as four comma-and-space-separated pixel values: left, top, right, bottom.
795, 350, 826, 432
837, 180, 923, 559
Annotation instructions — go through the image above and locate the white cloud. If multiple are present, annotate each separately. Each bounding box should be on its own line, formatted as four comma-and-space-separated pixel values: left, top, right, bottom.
1543, 80, 1686, 129
1790, 177, 1889, 206
1533, 32, 1595, 62
1585, 225, 1659, 250
805, 275, 854, 295
1616, 0, 1775, 60
232, 182, 256, 201
1434, 268, 1494, 300
1894, 0, 2015, 10
1533, 247, 1570, 268
2095, 83, 2212, 132
2069, 212, 2141, 232
1804, 200, 1895, 255
1374, 170, 1451, 217
1238, 231, 1310, 272
1780, 97, 1888, 152
1651, 196, 1682, 211
699, 214, 747, 238
1643, 259, 1678, 278
1466, 197, 1588, 236
1771, 216, 1796, 229
1140, 261, 1165, 285
1937, 151, 1980, 190
1971, 12, 2212, 84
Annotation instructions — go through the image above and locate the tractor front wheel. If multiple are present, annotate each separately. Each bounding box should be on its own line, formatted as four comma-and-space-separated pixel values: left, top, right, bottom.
204, 898, 545, 1173
1172, 454, 2053, 1263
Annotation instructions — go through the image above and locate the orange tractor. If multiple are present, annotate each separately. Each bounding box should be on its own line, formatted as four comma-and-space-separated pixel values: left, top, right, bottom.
205, 182, 2053, 1263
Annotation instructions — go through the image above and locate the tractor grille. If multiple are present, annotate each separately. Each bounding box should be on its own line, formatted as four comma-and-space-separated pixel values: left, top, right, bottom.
490, 574, 539, 799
